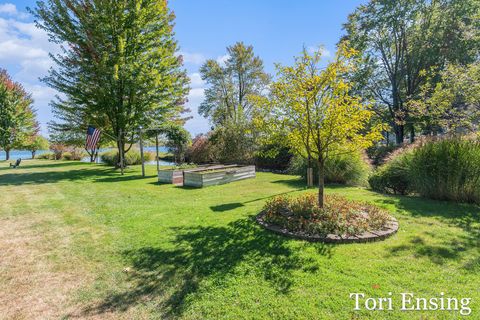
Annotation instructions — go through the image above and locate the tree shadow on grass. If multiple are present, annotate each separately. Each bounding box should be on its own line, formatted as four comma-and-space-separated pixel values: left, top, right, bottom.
209, 189, 305, 214
270, 178, 307, 189
94, 174, 155, 183
81, 218, 333, 318
0, 160, 87, 172
0, 161, 153, 185
271, 178, 358, 191
0, 168, 116, 185
387, 235, 465, 265
376, 194, 480, 268
0, 168, 146, 185
210, 202, 244, 212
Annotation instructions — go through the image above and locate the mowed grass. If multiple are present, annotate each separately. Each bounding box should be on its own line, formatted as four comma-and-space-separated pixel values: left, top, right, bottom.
0, 160, 479, 319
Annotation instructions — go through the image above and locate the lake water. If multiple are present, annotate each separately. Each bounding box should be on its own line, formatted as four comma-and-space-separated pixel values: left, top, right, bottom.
0, 147, 173, 166
0, 150, 48, 161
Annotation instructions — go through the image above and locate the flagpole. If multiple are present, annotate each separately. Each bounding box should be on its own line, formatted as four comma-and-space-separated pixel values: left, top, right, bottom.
139, 126, 145, 177
155, 133, 160, 172
119, 129, 124, 175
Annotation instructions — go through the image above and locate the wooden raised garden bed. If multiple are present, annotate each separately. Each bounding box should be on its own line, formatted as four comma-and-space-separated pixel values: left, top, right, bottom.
158, 164, 237, 185
183, 165, 256, 187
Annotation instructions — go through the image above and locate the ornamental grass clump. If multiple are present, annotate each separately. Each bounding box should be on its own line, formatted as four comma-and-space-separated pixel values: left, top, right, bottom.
263, 194, 390, 236
369, 136, 480, 204
409, 137, 480, 204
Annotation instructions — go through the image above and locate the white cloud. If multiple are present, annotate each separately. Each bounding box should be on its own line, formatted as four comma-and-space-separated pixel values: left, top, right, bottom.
189, 72, 205, 88
0, 3, 16, 14
188, 87, 205, 100
178, 51, 206, 65
216, 54, 230, 66
0, 39, 47, 60
0, 3, 29, 19
307, 45, 331, 58
23, 83, 57, 107
184, 88, 209, 135
0, 6, 60, 135
183, 74, 209, 135
0, 5, 212, 136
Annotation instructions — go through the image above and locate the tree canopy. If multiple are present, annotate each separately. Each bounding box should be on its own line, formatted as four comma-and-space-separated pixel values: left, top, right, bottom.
343, 0, 480, 143
411, 62, 480, 134
199, 42, 270, 126
32, 0, 189, 168
25, 135, 49, 159
199, 42, 270, 163
255, 43, 383, 206
0, 69, 37, 160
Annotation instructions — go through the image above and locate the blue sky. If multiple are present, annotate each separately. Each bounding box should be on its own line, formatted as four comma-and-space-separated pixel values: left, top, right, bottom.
1, 0, 364, 136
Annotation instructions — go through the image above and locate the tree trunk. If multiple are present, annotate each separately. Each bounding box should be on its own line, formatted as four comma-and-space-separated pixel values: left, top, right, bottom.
307, 155, 313, 187
31, 151, 35, 159
117, 135, 125, 175
394, 124, 404, 145
318, 160, 325, 208
409, 125, 415, 143
5, 149, 10, 161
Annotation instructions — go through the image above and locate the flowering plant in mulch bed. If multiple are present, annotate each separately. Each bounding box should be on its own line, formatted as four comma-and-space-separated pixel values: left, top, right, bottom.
263, 193, 391, 236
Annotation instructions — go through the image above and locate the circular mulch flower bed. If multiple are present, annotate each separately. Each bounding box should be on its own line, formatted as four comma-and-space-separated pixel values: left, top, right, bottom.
256, 194, 399, 244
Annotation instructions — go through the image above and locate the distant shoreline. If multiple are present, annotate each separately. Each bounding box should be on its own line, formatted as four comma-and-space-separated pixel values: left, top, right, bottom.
0, 146, 169, 161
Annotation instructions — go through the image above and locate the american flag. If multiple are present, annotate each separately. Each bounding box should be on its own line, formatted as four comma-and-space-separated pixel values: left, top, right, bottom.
86, 126, 101, 150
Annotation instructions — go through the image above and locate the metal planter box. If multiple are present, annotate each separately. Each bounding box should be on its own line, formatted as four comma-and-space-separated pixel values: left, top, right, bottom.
158, 169, 184, 184
158, 164, 238, 185
183, 165, 256, 187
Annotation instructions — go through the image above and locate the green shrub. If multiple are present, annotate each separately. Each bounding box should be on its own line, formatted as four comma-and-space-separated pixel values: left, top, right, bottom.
62, 149, 86, 161
263, 193, 390, 236
366, 144, 400, 166
157, 152, 175, 162
173, 163, 197, 170
62, 152, 73, 160
36, 152, 54, 160
288, 152, 371, 186
409, 138, 480, 203
368, 152, 412, 195
255, 144, 293, 171
100, 149, 155, 166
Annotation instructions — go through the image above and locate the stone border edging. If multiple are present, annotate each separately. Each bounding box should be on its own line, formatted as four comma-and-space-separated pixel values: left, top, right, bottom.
256, 211, 399, 244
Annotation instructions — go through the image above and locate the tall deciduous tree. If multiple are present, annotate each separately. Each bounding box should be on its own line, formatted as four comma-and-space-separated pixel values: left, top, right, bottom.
255, 44, 382, 207
199, 42, 270, 125
343, 0, 480, 144
199, 42, 269, 163
0, 69, 36, 160
411, 62, 480, 133
26, 134, 49, 159
32, 0, 189, 170
163, 124, 191, 164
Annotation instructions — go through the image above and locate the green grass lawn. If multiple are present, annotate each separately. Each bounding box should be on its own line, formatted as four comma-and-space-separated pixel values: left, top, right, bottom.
0, 160, 478, 319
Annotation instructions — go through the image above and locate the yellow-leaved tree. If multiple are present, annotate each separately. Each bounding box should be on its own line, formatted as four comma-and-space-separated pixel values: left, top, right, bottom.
253, 43, 383, 207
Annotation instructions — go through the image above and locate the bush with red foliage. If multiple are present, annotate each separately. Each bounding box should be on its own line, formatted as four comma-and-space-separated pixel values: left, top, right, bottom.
185, 134, 216, 164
